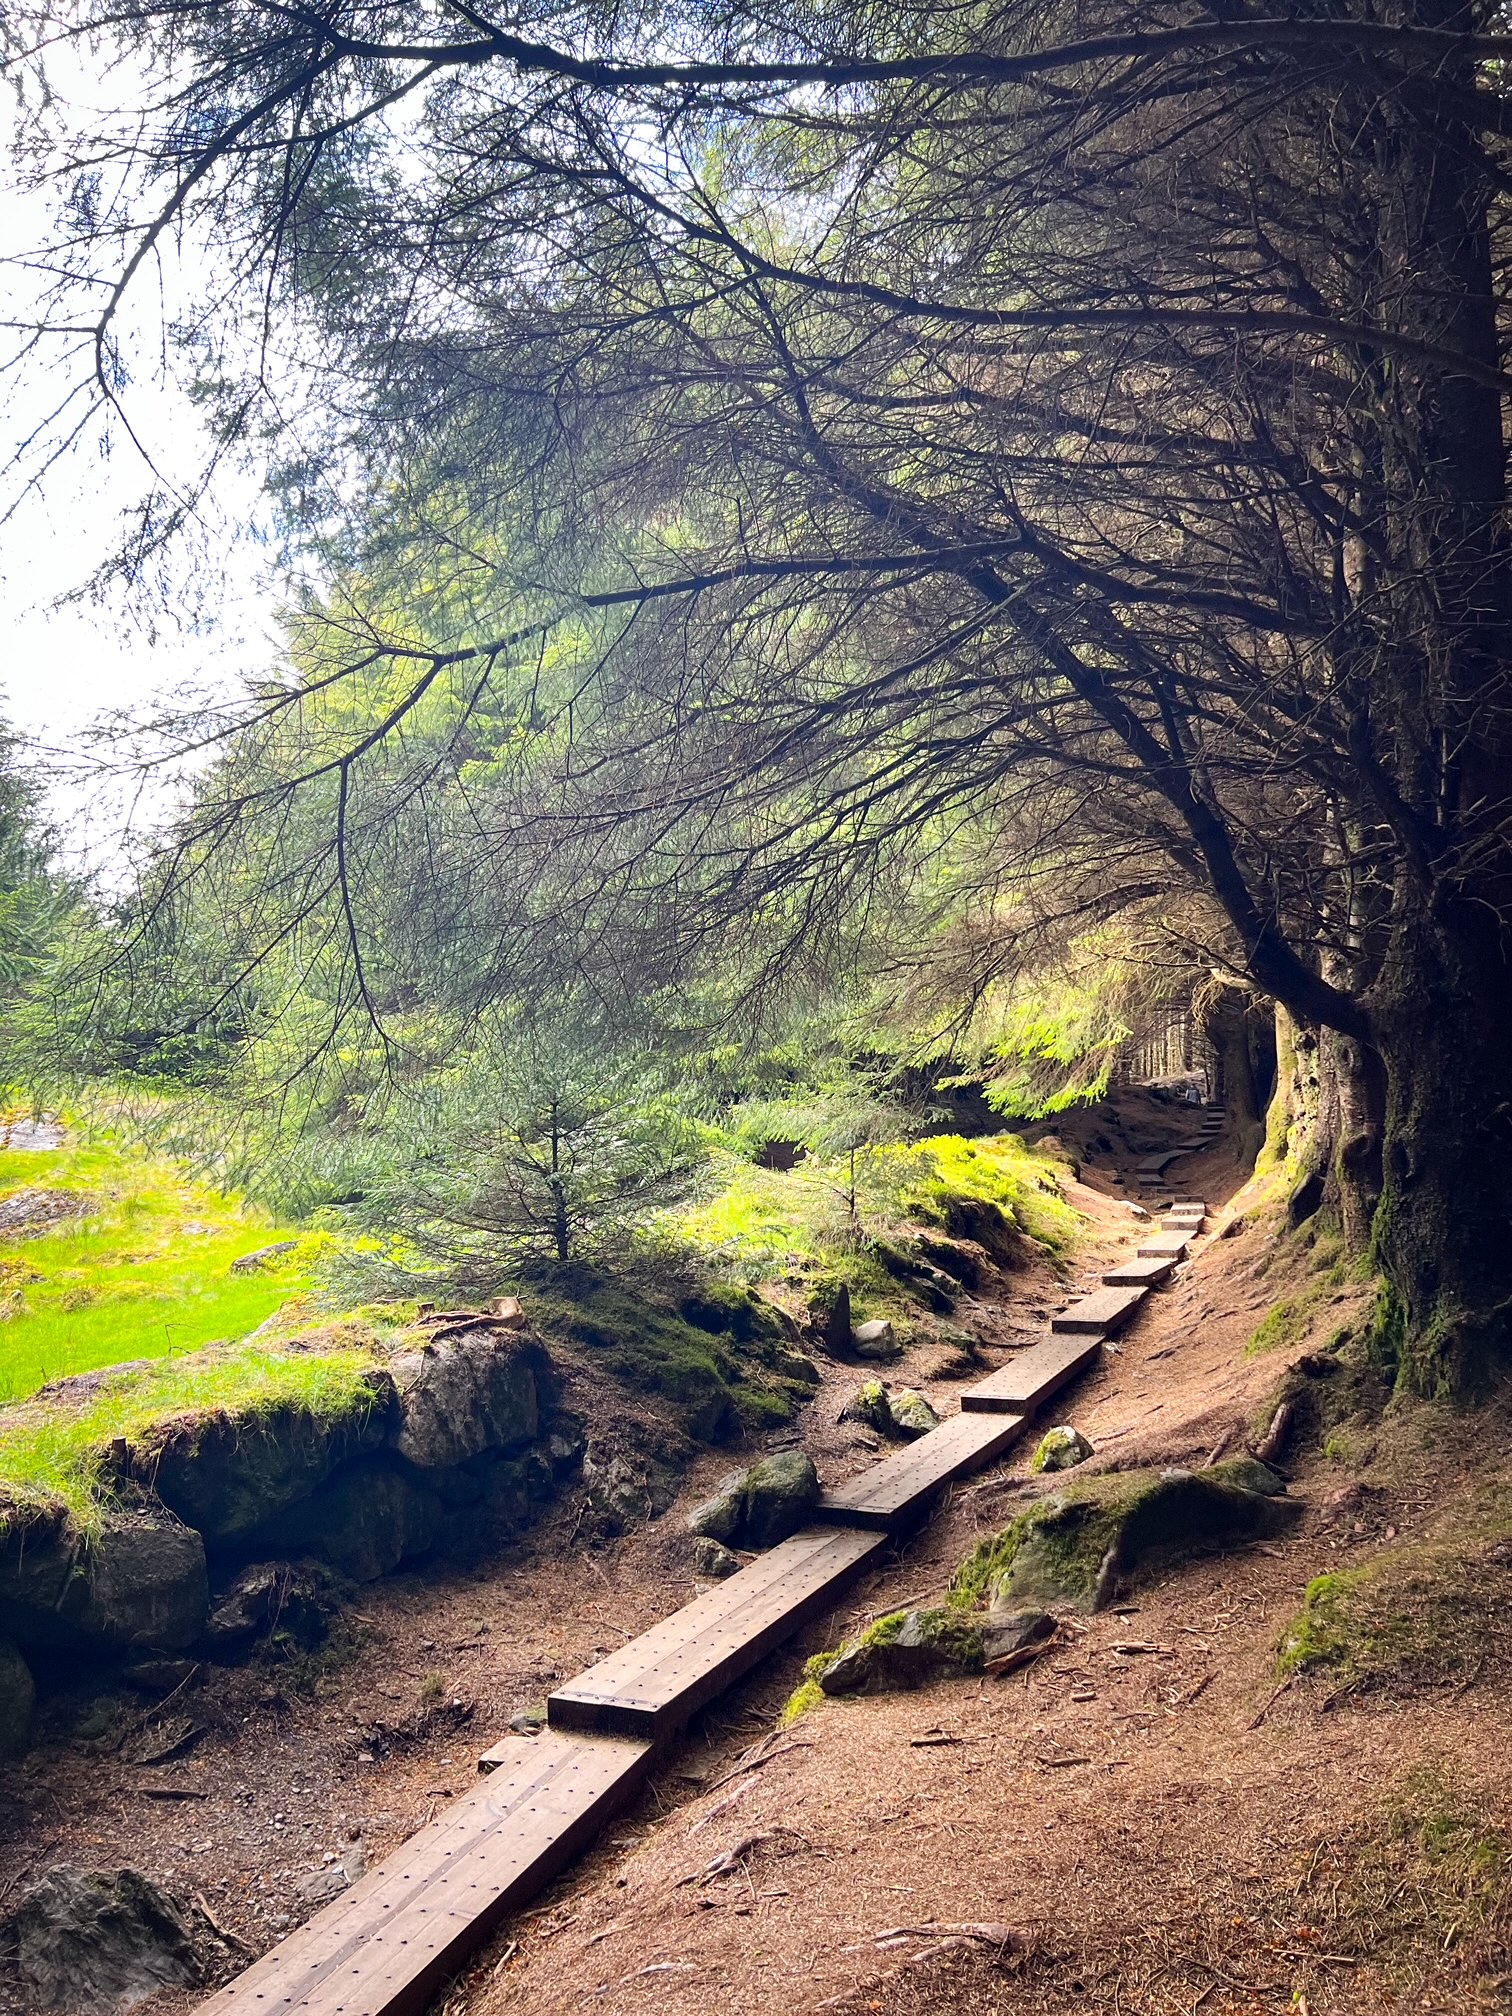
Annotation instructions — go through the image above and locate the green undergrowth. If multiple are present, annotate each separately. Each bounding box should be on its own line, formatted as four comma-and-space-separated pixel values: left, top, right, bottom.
1306, 1767, 1512, 1987
675, 1131, 1077, 1303
527, 1268, 806, 1442
1277, 1521, 1512, 1693
0, 1140, 315, 1402
1244, 1224, 1373, 1357
0, 1342, 383, 1532
781, 1648, 842, 1725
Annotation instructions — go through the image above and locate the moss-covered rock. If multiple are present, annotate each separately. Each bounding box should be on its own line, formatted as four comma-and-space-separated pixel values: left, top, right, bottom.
1030, 1425, 1093, 1474
887, 1389, 938, 1438
691, 1535, 741, 1579
149, 1378, 397, 1549
952, 1460, 1300, 1613
687, 1450, 820, 1549
839, 1379, 891, 1434
818, 1606, 985, 1695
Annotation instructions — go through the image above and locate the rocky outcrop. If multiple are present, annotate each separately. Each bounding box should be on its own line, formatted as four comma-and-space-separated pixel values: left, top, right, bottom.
0, 1504, 208, 1656
149, 1381, 396, 1549
389, 1331, 543, 1468
956, 1459, 1301, 1614
10, 1867, 223, 2012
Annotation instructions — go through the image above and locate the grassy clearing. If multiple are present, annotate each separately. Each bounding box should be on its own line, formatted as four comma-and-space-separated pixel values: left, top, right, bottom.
0, 1140, 315, 1402
0, 1342, 384, 1530
674, 1131, 1077, 1297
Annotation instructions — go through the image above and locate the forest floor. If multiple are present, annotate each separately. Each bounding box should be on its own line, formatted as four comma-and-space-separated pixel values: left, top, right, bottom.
3, 1094, 1509, 2016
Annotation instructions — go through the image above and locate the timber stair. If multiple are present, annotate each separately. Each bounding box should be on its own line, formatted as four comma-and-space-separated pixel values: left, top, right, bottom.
197, 1194, 1207, 2016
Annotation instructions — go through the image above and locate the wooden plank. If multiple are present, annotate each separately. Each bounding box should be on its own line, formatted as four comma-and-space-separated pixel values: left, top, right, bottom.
1165, 1211, 1205, 1229
1137, 1230, 1192, 1258
1134, 1151, 1178, 1173
1050, 1285, 1148, 1335
1102, 1254, 1176, 1288
960, 1334, 1102, 1414
547, 1526, 885, 1737
198, 1730, 651, 2016
815, 1410, 1026, 1531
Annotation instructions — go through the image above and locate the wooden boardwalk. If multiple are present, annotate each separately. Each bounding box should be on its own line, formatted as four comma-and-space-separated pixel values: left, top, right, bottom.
815, 1409, 1026, 1529
547, 1526, 885, 1735
199, 1729, 651, 2016
196, 1187, 1209, 2016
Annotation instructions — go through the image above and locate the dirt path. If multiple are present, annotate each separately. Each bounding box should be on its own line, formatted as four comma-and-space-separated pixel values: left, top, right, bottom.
11, 1097, 1499, 2016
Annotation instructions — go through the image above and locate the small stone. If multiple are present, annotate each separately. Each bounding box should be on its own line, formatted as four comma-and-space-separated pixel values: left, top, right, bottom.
1031, 1425, 1094, 1475
819, 1608, 984, 1696
839, 1380, 891, 1434
852, 1318, 891, 1345
691, 1536, 741, 1580
507, 1701, 547, 1735
981, 1608, 1057, 1665
886, 1389, 939, 1439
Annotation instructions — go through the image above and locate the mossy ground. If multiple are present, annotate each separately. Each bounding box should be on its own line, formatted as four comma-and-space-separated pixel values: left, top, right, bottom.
529, 1268, 803, 1441
0, 1341, 383, 1530
0, 1139, 313, 1402
671, 1131, 1078, 1326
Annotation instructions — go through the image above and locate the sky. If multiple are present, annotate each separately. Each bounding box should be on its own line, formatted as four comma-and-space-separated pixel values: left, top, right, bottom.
1, 63, 286, 868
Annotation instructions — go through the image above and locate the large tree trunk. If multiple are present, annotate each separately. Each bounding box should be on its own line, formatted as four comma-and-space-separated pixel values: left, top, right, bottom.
1365, 907, 1512, 1394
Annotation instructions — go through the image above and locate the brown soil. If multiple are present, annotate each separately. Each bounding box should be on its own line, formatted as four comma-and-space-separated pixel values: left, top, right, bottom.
5, 1093, 1508, 2016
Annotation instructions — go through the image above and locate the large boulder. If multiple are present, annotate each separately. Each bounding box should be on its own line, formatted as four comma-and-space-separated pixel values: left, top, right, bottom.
742, 1450, 820, 1546
958, 1459, 1300, 1614
11, 1867, 218, 2012
687, 1450, 820, 1550
149, 1378, 397, 1550
0, 1637, 35, 1754
388, 1332, 544, 1470
0, 1506, 208, 1655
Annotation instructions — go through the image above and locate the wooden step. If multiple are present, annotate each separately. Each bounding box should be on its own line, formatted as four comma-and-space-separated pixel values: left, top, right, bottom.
1134, 1151, 1178, 1173
960, 1334, 1102, 1414
1165, 1211, 1205, 1229
815, 1410, 1026, 1531
1137, 1230, 1192, 1259
1102, 1254, 1176, 1288
1050, 1285, 1148, 1335
547, 1526, 885, 1737
199, 1729, 651, 2016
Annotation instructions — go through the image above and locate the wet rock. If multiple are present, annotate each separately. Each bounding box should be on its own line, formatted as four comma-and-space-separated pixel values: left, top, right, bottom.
11, 1866, 217, 2012
819, 1607, 984, 1696
691, 1536, 741, 1579
1030, 1425, 1094, 1474
388, 1331, 544, 1470
0, 1637, 35, 1755
886, 1389, 938, 1438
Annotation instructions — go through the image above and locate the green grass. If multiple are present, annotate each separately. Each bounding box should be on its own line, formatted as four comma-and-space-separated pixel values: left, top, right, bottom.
0, 1140, 315, 1402
0, 1342, 383, 1530
673, 1130, 1078, 1289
